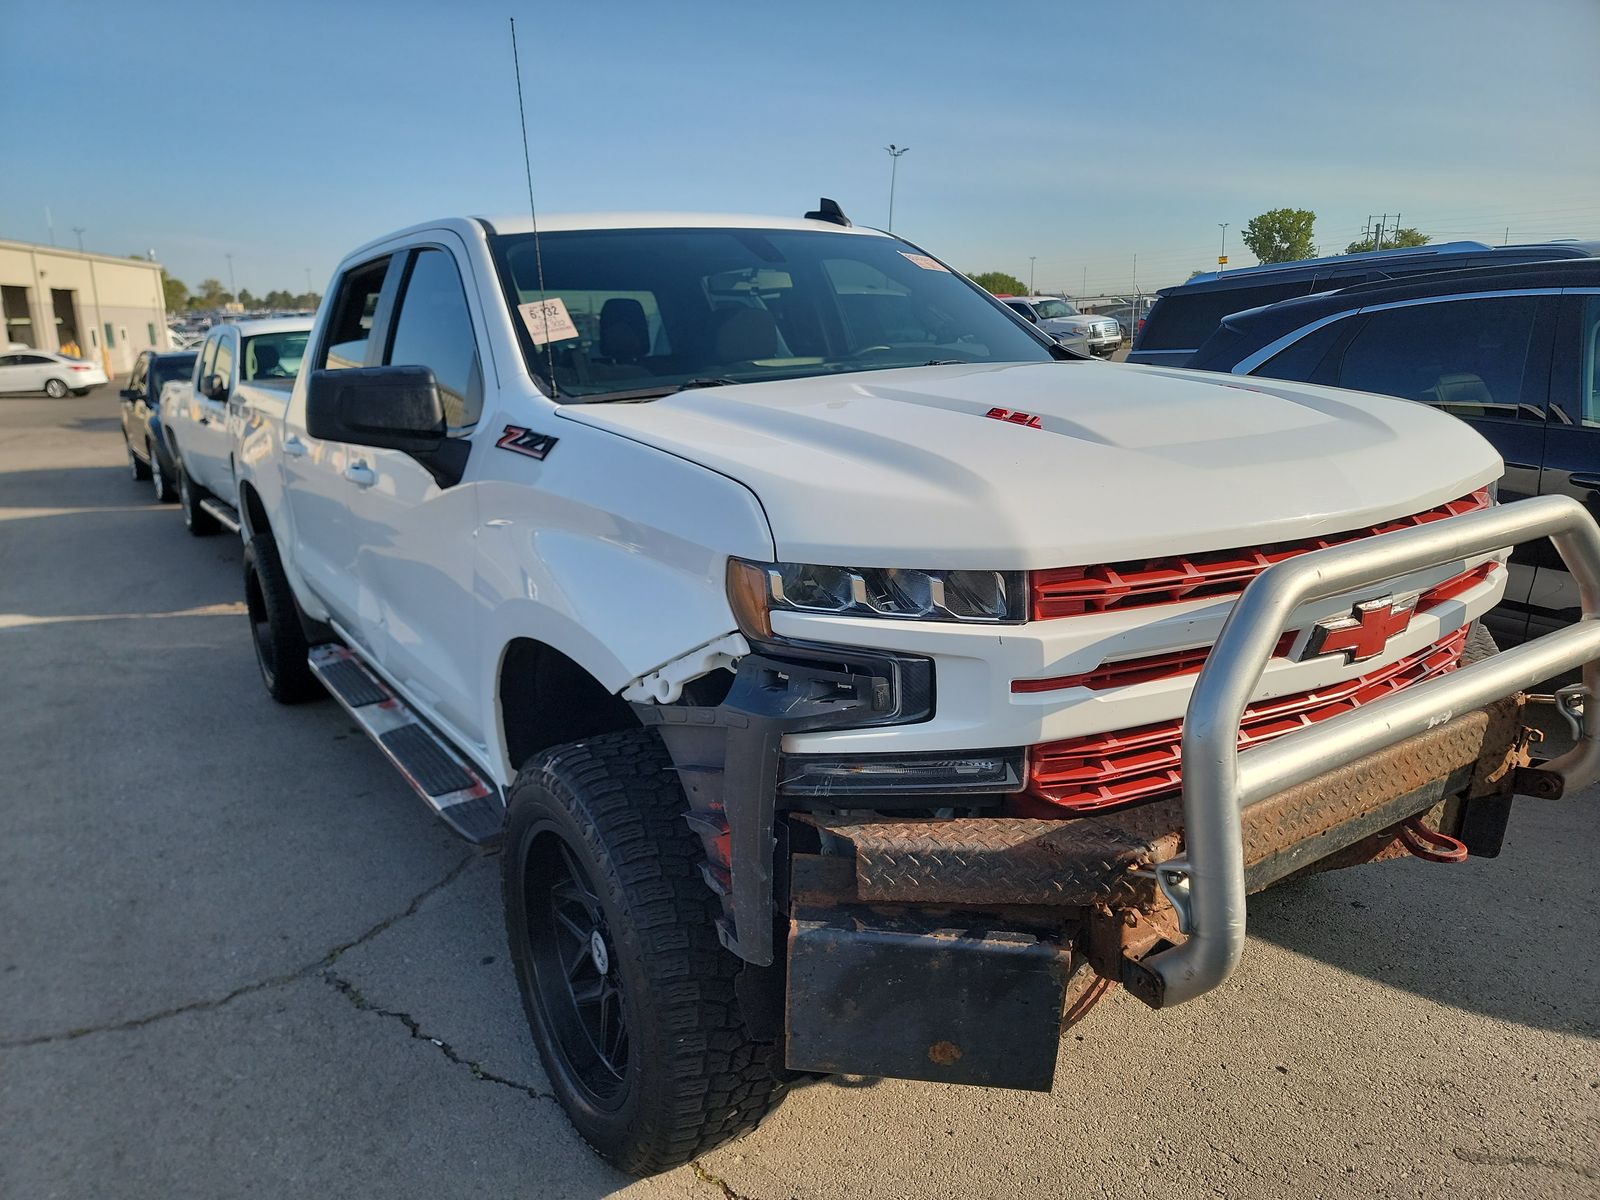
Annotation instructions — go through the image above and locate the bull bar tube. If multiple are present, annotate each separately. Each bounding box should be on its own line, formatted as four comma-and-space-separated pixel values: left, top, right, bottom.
1146, 493, 1600, 1007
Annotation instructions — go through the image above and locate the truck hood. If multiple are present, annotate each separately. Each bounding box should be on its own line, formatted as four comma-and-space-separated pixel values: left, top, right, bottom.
1040, 315, 1107, 333
559, 362, 1502, 570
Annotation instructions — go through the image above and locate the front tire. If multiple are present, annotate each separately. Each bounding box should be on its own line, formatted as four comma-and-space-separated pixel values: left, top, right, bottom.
178, 460, 219, 535
150, 443, 176, 502
502, 730, 787, 1173
243, 534, 320, 703
126, 435, 151, 481
44, 378, 68, 398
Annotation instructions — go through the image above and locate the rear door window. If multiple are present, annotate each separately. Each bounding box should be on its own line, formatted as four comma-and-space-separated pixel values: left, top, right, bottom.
1334, 296, 1542, 421
320, 258, 391, 370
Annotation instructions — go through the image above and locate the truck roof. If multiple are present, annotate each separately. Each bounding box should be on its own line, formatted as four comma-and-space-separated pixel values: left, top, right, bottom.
473, 211, 890, 237
213, 317, 316, 336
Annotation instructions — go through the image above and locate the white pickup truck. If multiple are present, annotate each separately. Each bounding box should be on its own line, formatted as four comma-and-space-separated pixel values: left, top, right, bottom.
161, 317, 312, 533
229, 203, 1600, 1174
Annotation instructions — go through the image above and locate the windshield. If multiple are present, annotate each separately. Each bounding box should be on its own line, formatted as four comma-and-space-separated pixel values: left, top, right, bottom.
1033, 299, 1079, 319
242, 331, 309, 381
488, 227, 1054, 399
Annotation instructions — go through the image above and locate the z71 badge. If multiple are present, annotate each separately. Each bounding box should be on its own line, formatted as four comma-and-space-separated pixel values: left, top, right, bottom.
495, 425, 558, 461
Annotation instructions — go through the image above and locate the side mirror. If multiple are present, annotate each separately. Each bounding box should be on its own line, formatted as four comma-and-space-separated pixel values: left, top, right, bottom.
203, 374, 229, 401
120, 387, 137, 400
307, 362, 449, 446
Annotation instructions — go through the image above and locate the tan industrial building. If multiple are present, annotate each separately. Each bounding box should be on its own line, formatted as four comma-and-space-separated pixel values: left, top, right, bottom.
0, 239, 170, 374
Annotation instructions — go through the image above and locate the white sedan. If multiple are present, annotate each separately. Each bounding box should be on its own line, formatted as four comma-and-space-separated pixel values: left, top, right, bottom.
0, 350, 110, 397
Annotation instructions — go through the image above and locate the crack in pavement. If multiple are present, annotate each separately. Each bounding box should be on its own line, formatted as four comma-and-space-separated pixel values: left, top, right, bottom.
321, 972, 552, 1103
691, 1160, 785, 1200
0, 853, 478, 1049
1453, 1147, 1600, 1181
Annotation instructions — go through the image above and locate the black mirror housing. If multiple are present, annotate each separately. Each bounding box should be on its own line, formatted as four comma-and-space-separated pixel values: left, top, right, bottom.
307, 365, 446, 456
203, 374, 229, 401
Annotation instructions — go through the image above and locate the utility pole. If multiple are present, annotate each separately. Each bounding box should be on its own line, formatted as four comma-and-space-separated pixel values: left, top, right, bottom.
1029, 257, 1036, 295
1504, 227, 1510, 246
884, 144, 909, 233
1218, 223, 1228, 273
72, 226, 86, 253
225, 253, 237, 299
1081, 266, 1087, 298
45, 207, 55, 246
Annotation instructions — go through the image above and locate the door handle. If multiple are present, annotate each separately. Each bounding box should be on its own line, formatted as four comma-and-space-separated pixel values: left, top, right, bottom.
197, 415, 210, 425
1569, 474, 1600, 492
344, 461, 376, 487
283, 435, 308, 458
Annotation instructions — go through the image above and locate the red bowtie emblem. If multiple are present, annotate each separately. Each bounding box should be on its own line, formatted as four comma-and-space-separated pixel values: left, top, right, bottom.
1302, 596, 1415, 663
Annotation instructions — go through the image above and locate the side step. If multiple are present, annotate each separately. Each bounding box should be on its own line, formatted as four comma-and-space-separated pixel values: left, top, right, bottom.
198, 497, 241, 534
308, 644, 504, 844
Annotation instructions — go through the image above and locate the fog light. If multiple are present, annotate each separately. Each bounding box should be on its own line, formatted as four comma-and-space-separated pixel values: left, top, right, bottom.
778, 749, 1024, 796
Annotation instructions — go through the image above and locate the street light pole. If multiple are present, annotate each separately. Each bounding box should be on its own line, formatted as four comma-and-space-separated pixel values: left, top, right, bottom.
1029, 256, 1036, 295
884, 144, 909, 233
72, 226, 86, 253
225, 254, 237, 300
70, 227, 108, 372
1218, 223, 1228, 274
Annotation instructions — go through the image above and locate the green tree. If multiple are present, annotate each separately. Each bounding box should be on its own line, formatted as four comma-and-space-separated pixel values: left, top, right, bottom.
1345, 227, 1430, 255
195, 277, 232, 308
969, 270, 1029, 295
1240, 208, 1317, 264
238, 288, 256, 308
161, 271, 189, 314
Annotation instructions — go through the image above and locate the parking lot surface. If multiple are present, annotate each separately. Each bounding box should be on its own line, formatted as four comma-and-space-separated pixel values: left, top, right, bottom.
2, 388, 1596, 1199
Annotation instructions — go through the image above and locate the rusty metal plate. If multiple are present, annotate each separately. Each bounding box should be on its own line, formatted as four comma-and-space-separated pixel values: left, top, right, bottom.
810, 699, 1522, 910
813, 815, 1174, 906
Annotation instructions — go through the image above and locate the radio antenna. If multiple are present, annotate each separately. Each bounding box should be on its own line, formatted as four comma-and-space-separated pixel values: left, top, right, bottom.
510, 17, 559, 395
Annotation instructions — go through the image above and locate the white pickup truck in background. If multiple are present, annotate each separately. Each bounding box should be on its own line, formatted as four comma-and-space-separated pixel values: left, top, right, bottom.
220, 203, 1600, 1175
162, 317, 313, 534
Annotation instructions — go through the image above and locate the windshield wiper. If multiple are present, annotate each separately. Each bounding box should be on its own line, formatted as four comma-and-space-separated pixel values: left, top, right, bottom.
574, 377, 749, 404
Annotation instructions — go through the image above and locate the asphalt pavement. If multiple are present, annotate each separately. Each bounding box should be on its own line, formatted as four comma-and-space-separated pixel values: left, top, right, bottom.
1, 385, 1596, 1199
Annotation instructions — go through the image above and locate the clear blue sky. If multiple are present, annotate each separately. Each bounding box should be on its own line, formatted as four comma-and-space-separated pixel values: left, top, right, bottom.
3, 0, 1596, 298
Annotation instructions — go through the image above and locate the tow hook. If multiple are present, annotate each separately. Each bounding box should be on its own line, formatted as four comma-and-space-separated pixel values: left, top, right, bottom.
1398, 817, 1469, 863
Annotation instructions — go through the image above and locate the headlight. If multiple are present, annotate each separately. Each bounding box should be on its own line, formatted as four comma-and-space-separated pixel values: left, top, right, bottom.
727, 559, 1025, 637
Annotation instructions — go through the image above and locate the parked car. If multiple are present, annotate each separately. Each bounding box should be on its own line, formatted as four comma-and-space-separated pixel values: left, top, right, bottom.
219, 205, 1599, 1174
1129, 239, 1600, 368
0, 349, 109, 397
161, 318, 312, 534
999, 295, 1120, 355
120, 349, 198, 500
1188, 257, 1600, 644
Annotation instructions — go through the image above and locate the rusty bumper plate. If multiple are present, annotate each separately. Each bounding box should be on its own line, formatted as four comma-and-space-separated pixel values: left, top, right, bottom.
807, 699, 1523, 909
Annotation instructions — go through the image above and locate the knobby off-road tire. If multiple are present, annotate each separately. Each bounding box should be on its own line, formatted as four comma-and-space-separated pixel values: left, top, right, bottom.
243, 535, 321, 704
502, 729, 787, 1173
178, 459, 219, 536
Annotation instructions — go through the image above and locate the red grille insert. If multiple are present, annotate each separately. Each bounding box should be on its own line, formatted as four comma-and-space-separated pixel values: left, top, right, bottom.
1030, 489, 1491, 620
1013, 560, 1498, 695
1024, 627, 1469, 813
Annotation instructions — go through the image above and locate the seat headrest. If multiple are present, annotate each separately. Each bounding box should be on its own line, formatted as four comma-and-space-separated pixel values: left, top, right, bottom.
253, 343, 280, 377
599, 298, 650, 361
713, 308, 778, 362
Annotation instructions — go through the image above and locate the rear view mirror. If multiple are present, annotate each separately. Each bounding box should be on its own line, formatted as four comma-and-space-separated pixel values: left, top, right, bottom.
307, 365, 446, 456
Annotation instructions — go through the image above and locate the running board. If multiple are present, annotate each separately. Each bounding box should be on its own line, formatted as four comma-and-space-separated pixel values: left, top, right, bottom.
198, 497, 241, 533
307, 643, 504, 844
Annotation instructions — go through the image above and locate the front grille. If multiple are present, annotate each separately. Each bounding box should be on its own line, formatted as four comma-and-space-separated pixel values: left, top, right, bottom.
1029, 489, 1491, 620
1012, 561, 1497, 694
1025, 626, 1468, 813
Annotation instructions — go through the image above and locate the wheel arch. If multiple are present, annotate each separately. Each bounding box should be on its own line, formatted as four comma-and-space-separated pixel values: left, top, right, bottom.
495, 636, 641, 777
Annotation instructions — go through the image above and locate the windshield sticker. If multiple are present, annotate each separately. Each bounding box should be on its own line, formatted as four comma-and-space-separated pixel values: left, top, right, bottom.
495, 425, 558, 460
899, 252, 950, 272
518, 297, 579, 345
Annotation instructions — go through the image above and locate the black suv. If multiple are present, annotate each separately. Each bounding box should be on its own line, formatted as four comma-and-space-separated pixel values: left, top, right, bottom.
1187, 257, 1600, 645
1128, 240, 1600, 368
